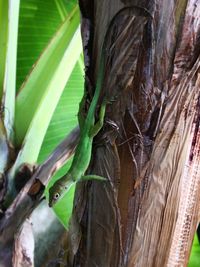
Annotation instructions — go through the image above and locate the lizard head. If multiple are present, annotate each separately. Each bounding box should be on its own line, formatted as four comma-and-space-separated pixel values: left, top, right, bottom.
48, 175, 74, 207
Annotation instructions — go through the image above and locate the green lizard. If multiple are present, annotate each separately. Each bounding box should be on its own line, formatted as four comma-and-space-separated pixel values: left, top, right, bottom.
48, 42, 108, 208
48, 6, 149, 207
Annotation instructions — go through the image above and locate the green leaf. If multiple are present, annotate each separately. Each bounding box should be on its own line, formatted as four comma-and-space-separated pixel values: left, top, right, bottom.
11, 25, 82, 179
189, 235, 200, 267
15, 5, 81, 146
2, 0, 20, 141
16, 0, 77, 91
54, 0, 68, 20
39, 61, 84, 227
38, 62, 84, 163
14, 28, 82, 169
5, 4, 83, 206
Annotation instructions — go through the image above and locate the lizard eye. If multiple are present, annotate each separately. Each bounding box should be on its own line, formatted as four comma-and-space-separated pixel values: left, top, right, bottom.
54, 193, 60, 200
64, 185, 68, 190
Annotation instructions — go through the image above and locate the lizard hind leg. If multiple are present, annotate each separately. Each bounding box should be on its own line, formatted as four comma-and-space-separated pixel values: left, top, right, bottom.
80, 174, 107, 181
89, 101, 106, 138
89, 92, 119, 138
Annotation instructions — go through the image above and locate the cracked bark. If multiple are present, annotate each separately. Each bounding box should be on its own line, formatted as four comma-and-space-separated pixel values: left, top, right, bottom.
64, 1, 200, 266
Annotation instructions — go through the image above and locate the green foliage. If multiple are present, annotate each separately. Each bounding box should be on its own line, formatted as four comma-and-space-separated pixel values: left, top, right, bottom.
189, 235, 200, 267
0, 0, 20, 141
39, 62, 84, 227
14, 0, 83, 227
0, 0, 83, 225
16, 0, 77, 90
15, 5, 81, 147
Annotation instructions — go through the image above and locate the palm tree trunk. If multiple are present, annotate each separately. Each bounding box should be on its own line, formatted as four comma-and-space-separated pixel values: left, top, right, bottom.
66, 0, 200, 266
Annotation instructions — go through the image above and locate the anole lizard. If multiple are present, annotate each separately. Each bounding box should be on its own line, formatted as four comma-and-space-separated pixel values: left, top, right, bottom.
48, 34, 108, 208
49, 5, 151, 207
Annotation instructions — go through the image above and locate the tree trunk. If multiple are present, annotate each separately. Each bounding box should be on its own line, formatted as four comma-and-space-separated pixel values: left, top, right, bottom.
66, 0, 200, 266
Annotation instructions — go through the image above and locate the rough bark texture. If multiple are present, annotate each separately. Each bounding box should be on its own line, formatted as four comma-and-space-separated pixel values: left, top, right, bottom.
66, 0, 200, 266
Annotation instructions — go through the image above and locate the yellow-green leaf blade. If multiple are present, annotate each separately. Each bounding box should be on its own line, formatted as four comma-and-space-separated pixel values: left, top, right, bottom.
15, 5, 80, 146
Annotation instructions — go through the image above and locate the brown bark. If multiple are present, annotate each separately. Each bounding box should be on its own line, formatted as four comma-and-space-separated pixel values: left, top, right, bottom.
66, 0, 200, 266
